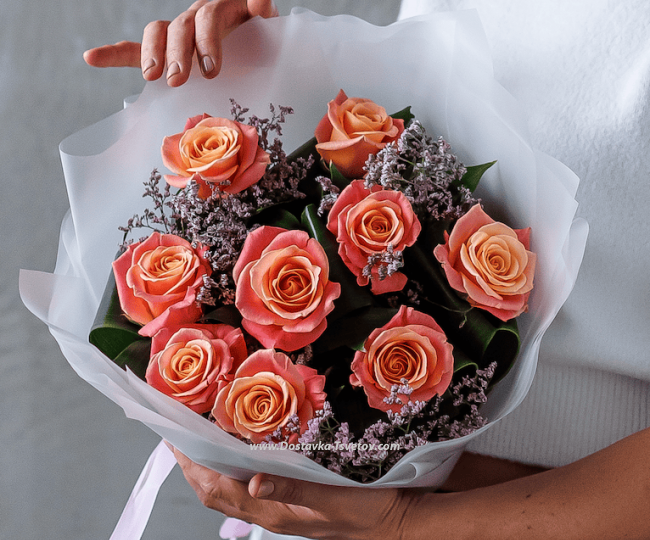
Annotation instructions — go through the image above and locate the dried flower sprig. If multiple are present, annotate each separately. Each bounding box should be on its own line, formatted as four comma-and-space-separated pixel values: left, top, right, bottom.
362, 243, 404, 281
364, 120, 479, 223
118, 169, 175, 248
296, 363, 496, 483
315, 175, 341, 216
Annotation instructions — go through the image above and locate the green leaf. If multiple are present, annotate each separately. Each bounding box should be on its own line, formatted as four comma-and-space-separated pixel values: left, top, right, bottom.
300, 204, 373, 320
458, 161, 496, 193
391, 106, 415, 126
329, 162, 351, 190
254, 207, 301, 230
403, 242, 470, 313
329, 383, 385, 437
314, 306, 398, 353
452, 347, 479, 373
481, 317, 520, 384
287, 136, 318, 163
113, 339, 151, 380
89, 271, 144, 361
201, 305, 243, 327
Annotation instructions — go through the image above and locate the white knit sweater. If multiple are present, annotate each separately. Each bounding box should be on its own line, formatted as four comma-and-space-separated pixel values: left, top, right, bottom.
399, 0, 650, 467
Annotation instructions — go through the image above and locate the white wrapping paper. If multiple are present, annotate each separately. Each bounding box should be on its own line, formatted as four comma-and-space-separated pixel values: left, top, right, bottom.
20, 8, 587, 489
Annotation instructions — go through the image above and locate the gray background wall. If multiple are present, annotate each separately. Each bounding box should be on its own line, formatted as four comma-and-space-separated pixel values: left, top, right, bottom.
1, 1, 399, 539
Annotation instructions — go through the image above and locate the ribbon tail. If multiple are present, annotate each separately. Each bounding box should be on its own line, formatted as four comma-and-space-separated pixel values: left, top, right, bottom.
109, 439, 178, 540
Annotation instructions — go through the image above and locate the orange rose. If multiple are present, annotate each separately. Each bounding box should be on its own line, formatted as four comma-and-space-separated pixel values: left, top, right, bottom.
315, 90, 404, 178
161, 113, 271, 198
212, 349, 326, 443
326, 180, 421, 294
112, 232, 212, 337
146, 323, 248, 414
350, 306, 454, 413
233, 226, 341, 352
434, 204, 536, 321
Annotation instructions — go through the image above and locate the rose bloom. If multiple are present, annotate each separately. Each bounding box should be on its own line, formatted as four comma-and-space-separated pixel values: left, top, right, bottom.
112, 232, 212, 337
212, 349, 326, 443
146, 323, 248, 414
233, 226, 341, 352
161, 113, 270, 198
434, 204, 536, 321
314, 90, 404, 178
350, 306, 454, 413
326, 180, 421, 294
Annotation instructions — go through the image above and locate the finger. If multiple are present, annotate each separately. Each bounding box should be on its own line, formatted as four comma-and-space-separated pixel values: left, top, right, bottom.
250, 473, 400, 515
83, 41, 141, 68
173, 448, 261, 516
248, 0, 279, 18
173, 448, 319, 535
165, 3, 208, 87
249, 473, 415, 539
194, 0, 279, 79
249, 473, 354, 511
194, 0, 245, 78
141, 20, 170, 80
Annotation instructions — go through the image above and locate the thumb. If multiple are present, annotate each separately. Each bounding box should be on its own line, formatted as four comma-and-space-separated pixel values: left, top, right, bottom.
248, 473, 376, 515
248, 473, 331, 509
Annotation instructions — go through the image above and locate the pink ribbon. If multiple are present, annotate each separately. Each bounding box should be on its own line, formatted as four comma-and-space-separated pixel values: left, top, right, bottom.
109, 440, 178, 540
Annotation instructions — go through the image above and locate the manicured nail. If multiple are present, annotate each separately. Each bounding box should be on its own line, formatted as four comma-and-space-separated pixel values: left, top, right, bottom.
201, 55, 215, 75
167, 61, 181, 80
142, 58, 156, 76
256, 480, 275, 498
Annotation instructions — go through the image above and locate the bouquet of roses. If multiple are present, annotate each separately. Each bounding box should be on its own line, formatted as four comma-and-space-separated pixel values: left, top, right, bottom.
21, 10, 586, 502
89, 86, 535, 482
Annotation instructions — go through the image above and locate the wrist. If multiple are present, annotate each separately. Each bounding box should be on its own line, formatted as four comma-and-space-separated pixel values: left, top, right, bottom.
401, 491, 480, 540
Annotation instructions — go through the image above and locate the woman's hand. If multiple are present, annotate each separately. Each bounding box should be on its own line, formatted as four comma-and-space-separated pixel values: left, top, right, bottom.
83, 0, 278, 86
170, 426, 650, 540
171, 446, 420, 540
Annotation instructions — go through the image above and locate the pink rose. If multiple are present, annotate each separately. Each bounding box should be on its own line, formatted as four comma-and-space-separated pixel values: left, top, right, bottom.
434, 204, 536, 321
146, 323, 248, 414
212, 349, 326, 443
315, 90, 404, 178
233, 226, 341, 352
112, 232, 212, 337
350, 306, 454, 413
161, 113, 271, 198
326, 180, 421, 294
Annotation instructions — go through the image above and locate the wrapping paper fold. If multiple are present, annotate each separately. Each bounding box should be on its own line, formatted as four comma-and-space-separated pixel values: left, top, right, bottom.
20, 8, 587, 488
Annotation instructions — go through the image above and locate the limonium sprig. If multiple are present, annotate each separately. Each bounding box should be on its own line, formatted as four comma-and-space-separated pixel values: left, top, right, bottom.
362, 243, 404, 281
437, 362, 496, 440
364, 120, 479, 223
118, 169, 175, 246
294, 363, 496, 483
290, 344, 314, 366
315, 175, 341, 216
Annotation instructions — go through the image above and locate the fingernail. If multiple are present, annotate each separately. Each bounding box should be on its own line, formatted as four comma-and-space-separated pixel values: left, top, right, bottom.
256, 480, 275, 498
167, 61, 181, 80
201, 55, 215, 75
142, 58, 156, 76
